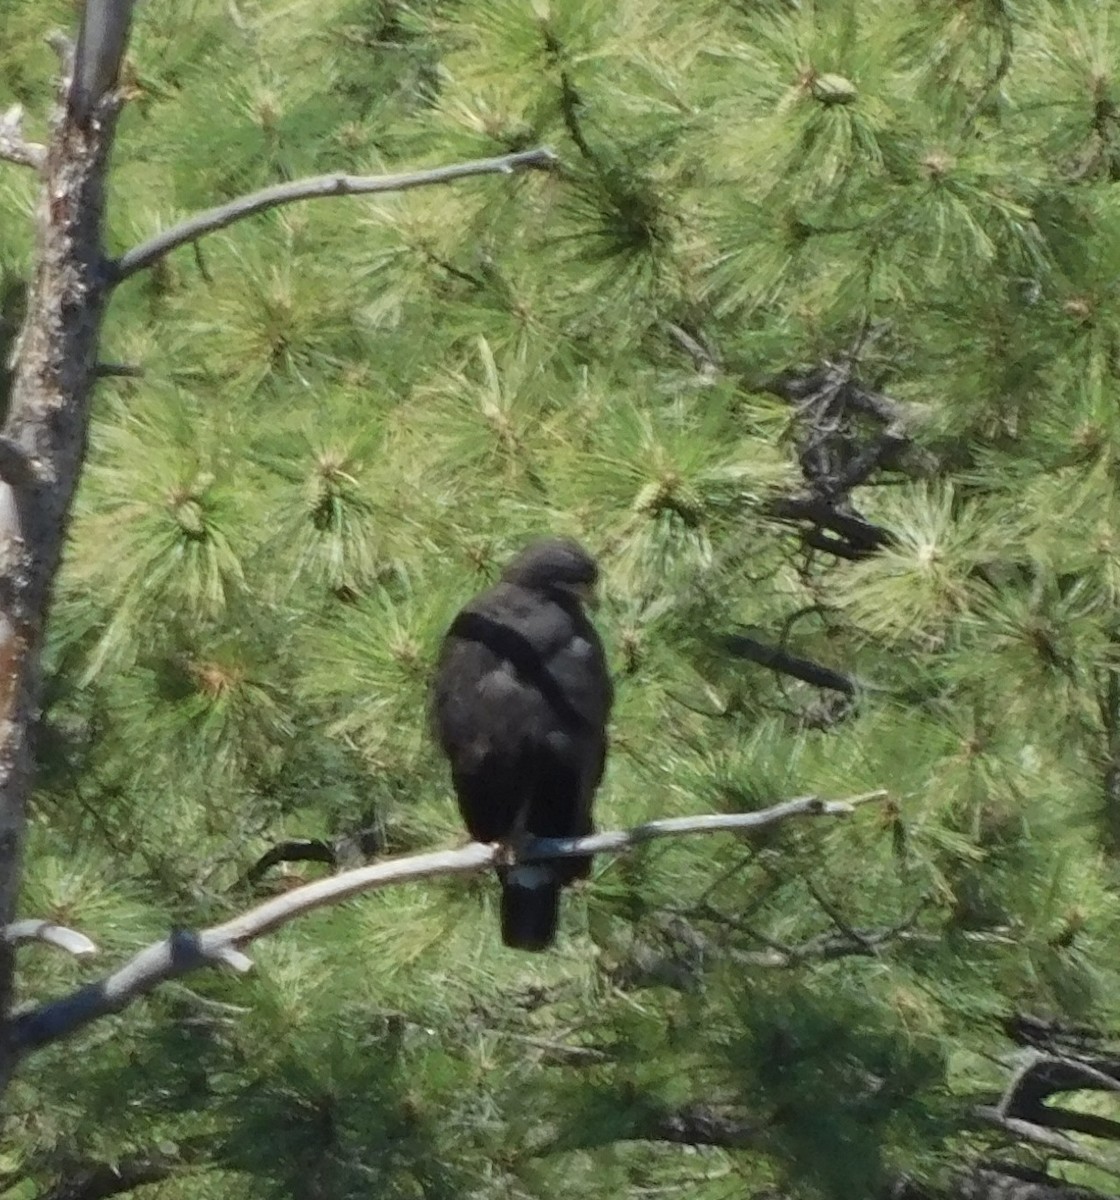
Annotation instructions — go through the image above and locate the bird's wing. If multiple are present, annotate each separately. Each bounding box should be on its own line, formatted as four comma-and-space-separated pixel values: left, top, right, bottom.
431, 581, 611, 764
486, 583, 613, 727
541, 621, 613, 731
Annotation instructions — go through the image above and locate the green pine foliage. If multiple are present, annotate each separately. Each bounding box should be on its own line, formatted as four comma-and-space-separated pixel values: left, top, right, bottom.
5, 0, 1120, 1195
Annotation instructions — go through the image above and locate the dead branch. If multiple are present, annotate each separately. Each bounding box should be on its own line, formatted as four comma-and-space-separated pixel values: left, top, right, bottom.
958, 1162, 1116, 1200
0, 105, 46, 170
2, 919, 97, 958
646, 1106, 759, 1149
8, 791, 883, 1057
662, 321, 721, 379
1028, 1105, 1120, 1143
40, 1153, 177, 1200
719, 631, 860, 696
241, 837, 338, 887
975, 1106, 1120, 1176
93, 362, 143, 378
112, 148, 559, 281
766, 496, 894, 554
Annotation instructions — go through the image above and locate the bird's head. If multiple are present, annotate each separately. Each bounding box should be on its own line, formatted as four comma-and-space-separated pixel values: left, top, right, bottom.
501, 537, 602, 609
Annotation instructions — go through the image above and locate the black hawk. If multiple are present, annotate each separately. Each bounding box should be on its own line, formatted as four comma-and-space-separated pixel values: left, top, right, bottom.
431, 537, 613, 951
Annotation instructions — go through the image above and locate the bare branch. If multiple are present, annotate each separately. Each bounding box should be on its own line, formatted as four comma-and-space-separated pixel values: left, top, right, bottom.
40, 1153, 176, 1200
2, 919, 97, 958
997, 1049, 1120, 1145
646, 1106, 759, 1149
8, 792, 881, 1057
1004, 1012, 1108, 1055
241, 837, 338, 887
961, 1162, 1117, 1200
1030, 1105, 1120, 1143
70, 0, 136, 125
663, 321, 721, 380
94, 362, 143, 379
0, 105, 46, 171
210, 945, 254, 973
719, 631, 860, 696
45, 31, 75, 72
766, 495, 894, 553
112, 148, 560, 282
975, 1106, 1120, 1175
800, 528, 871, 561
539, 791, 884, 855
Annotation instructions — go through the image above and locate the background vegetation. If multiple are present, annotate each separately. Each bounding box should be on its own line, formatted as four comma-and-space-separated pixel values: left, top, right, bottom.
4, 0, 1120, 1196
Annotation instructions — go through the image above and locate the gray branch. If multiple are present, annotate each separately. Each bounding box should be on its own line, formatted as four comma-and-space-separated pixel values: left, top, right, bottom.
112, 148, 559, 282
975, 1106, 1120, 1175
8, 791, 883, 1057
957, 1163, 1116, 1200
2, 919, 98, 958
0, 105, 46, 170
69, 0, 136, 125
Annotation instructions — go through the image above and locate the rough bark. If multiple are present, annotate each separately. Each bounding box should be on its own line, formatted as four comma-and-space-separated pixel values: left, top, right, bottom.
0, 68, 120, 1087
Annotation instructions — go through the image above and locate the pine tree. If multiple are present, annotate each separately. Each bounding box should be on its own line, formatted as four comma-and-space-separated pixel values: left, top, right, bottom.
4, 0, 1120, 1197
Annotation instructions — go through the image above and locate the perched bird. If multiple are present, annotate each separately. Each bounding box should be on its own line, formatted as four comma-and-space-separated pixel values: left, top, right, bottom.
431, 537, 613, 951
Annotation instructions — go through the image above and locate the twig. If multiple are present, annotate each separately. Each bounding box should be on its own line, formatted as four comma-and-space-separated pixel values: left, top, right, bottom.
966, 1161, 1111, 1200
962, 3, 1014, 130
998, 1051, 1120, 1129
8, 792, 883, 1056
45, 31, 76, 73
241, 838, 337, 887
94, 362, 144, 378
541, 28, 596, 163
503, 1032, 609, 1066
2, 920, 98, 958
1030, 1105, 1120, 1143
0, 105, 46, 171
719, 632, 860, 696
975, 1106, 1120, 1175
663, 321, 721, 379
803, 877, 875, 950
800, 528, 871, 561
766, 496, 894, 552
40, 1153, 178, 1200
646, 1106, 758, 1149
112, 148, 559, 281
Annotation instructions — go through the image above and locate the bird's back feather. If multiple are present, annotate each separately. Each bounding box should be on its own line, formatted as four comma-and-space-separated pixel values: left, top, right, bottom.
431, 571, 612, 949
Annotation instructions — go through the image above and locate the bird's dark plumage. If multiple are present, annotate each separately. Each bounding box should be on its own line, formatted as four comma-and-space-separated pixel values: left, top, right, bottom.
431, 537, 613, 951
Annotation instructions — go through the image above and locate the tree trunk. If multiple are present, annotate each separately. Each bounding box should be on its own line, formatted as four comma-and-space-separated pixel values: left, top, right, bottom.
0, 82, 119, 1084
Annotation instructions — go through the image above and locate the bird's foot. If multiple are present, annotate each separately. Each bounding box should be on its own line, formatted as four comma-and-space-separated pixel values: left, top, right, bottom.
495, 818, 535, 869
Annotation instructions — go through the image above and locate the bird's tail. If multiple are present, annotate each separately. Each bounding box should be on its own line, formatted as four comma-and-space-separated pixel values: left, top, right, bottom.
500, 864, 561, 951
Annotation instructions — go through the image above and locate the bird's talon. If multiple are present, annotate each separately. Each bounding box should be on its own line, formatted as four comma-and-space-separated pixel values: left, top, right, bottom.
495, 839, 519, 869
